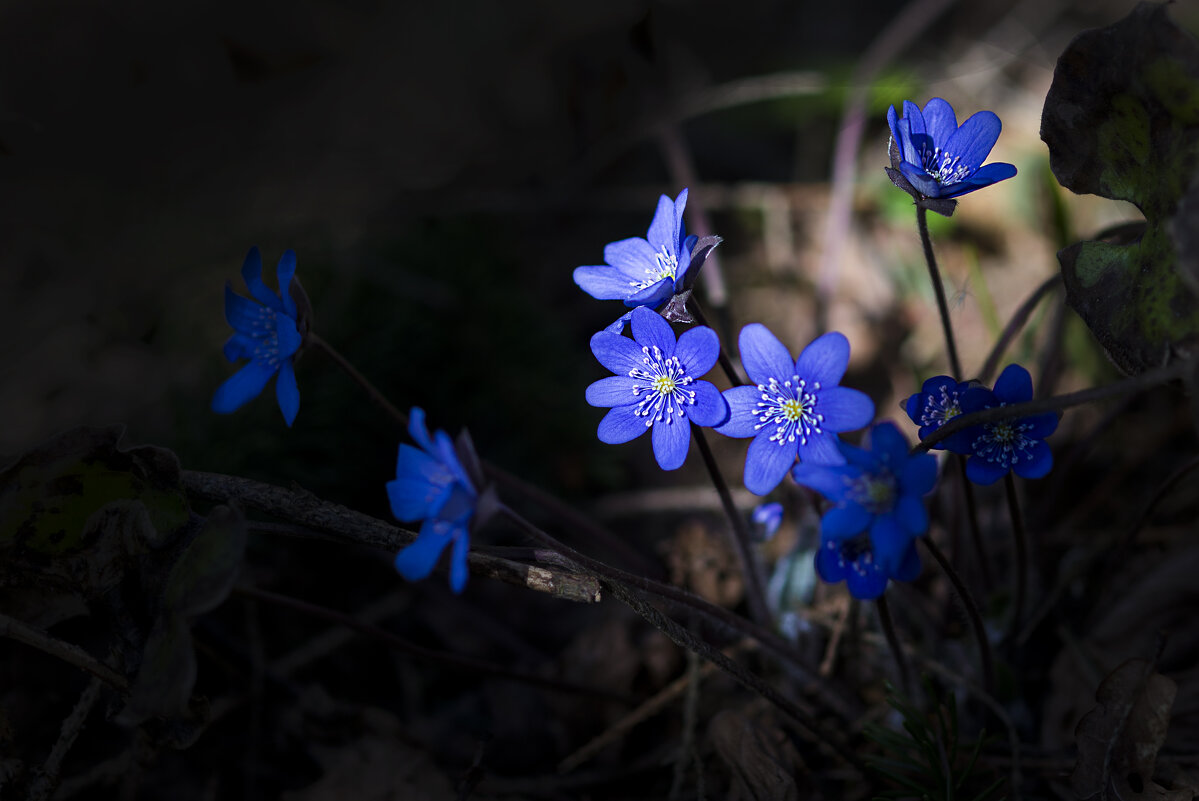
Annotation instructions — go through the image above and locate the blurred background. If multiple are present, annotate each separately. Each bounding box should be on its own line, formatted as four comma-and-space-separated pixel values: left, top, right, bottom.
4, 1, 1199, 796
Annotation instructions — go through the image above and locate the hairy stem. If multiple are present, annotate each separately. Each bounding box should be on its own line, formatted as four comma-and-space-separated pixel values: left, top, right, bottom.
917, 203, 962, 379
920, 536, 995, 695
876, 593, 911, 696
1004, 474, 1028, 641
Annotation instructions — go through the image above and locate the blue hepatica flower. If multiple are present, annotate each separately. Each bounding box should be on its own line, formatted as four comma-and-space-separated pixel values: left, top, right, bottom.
212, 247, 304, 426
574, 189, 698, 333
715, 325, 874, 496
586, 305, 728, 471
955, 364, 1058, 486
792, 421, 936, 600
904, 374, 974, 450
752, 502, 785, 540
887, 98, 1017, 200
387, 408, 479, 593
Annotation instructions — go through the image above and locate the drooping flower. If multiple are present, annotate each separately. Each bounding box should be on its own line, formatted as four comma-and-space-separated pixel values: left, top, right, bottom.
715, 325, 874, 495
574, 189, 699, 333
886, 98, 1017, 200
212, 247, 305, 426
386, 408, 480, 593
903, 374, 974, 451
586, 305, 729, 471
791, 421, 936, 600
955, 364, 1058, 486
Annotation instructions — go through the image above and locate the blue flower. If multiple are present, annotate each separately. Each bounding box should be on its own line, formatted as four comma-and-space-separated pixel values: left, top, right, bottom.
752, 502, 785, 540
887, 98, 1017, 200
574, 189, 699, 333
212, 247, 304, 426
791, 421, 936, 600
956, 364, 1058, 486
715, 325, 874, 495
386, 408, 479, 593
904, 374, 973, 451
586, 306, 729, 471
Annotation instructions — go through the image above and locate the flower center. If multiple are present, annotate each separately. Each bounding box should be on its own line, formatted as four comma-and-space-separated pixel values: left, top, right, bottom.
845, 470, 897, 515
628, 344, 697, 426
250, 305, 283, 368
754, 375, 823, 447
920, 384, 962, 429
825, 535, 876, 577
630, 246, 679, 291
921, 146, 972, 185
972, 410, 1036, 468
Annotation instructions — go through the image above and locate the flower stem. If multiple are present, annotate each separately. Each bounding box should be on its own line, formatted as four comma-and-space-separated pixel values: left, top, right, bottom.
916, 202, 962, 379
956, 454, 993, 589
307, 333, 409, 429
692, 427, 771, 624
689, 298, 744, 386
919, 536, 995, 696
1003, 473, 1028, 641
498, 504, 862, 722
875, 593, 910, 696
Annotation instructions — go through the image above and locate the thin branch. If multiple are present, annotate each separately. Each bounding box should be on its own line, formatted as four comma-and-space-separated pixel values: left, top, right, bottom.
0, 614, 127, 692
978, 274, 1062, 384
919, 537, 995, 696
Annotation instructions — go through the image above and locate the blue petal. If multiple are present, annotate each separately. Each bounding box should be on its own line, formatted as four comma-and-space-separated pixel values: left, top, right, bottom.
869, 515, 909, 575
598, 405, 649, 444
894, 541, 922, 582
959, 386, 998, 415
815, 539, 850, 583
408, 407, 435, 452
624, 277, 674, 307
223, 332, 256, 362
275, 310, 302, 358
753, 503, 784, 537
225, 284, 271, 334
714, 385, 765, 438
797, 432, 845, 466
674, 325, 720, 377
590, 329, 647, 376
212, 359, 276, 414
645, 193, 680, 254
845, 568, 889, 601
651, 416, 691, 470
818, 386, 874, 432
276, 250, 298, 318
898, 100, 927, 167
586, 376, 641, 408
1024, 412, 1059, 439
275, 359, 299, 426
603, 237, 658, 281
921, 98, 959, 151
240, 247, 283, 312
944, 109, 1001, 171
899, 162, 947, 198
904, 392, 922, 425
966, 455, 1008, 486
895, 493, 928, 537
685, 381, 729, 428
394, 522, 452, 582
575, 266, 638, 300
738, 324, 794, 386
944, 162, 1017, 197
449, 529, 470, 593
387, 453, 444, 521
744, 433, 797, 495
821, 504, 871, 539
796, 331, 850, 387
1013, 439, 1053, 480
630, 306, 676, 355
900, 451, 938, 496
868, 421, 909, 465
886, 105, 902, 152
604, 311, 634, 335
993, 363, 1033, 403
791, 461, 857, 501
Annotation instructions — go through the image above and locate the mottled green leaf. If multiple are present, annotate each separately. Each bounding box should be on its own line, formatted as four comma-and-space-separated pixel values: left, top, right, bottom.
1041, 2, 1199, 374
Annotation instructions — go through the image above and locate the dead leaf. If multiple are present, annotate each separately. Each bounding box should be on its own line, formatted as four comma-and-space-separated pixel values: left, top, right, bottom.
1071, 658, 1187, 800
708, 708, 803, 801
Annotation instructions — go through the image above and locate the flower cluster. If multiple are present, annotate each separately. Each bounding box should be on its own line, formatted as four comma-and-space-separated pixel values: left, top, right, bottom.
904, 364, 1058, 486
792, 422, 936, 599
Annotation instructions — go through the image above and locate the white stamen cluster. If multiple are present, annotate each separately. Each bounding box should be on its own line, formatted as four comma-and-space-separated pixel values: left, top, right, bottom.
248, 305, 283, 368
754, 375, 823, 447
629, 245, 679, 291
920, 384, 962, 428
628, 344, 696, 426
921, 145, 972, 185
